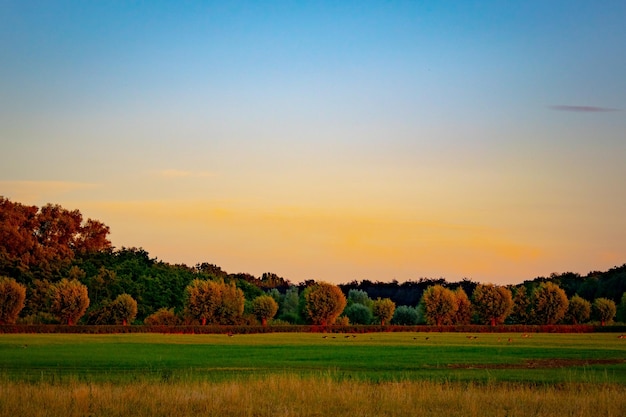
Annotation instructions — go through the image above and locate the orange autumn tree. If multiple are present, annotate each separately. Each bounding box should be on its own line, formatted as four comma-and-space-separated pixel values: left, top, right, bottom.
304, 282, 347, 326
472, 284, 513, 326
373, 298, 396, 326
0, 276, 26, 324
420, 285, 457, 326
49, 279, 90, 325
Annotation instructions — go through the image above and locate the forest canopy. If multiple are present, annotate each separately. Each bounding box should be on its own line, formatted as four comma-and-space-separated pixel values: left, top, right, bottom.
1, 197, 625, 325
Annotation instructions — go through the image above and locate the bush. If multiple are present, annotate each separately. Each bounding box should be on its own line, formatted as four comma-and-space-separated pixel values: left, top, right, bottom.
144, 308, 179, 326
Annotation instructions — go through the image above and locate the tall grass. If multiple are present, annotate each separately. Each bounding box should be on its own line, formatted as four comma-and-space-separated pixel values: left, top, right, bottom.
1, 375, 625, 417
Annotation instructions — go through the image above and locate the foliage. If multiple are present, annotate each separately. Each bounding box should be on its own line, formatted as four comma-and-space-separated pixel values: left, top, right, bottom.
304, 282, 347, 325
453, 288, 472, 325
391, 305, 419, 325
0, 197, 111, 282
616, 292, 626, 323
593, 298, 616, 325
420, 285, 457, 326
347, 289, 373, 308
185, 279, 245, 325
110, 294, 138, 325
279, 286, 300, 322
144, 307, 180, 325
343, 303, 373, 325
0, 276, 26, 324
566, 295, 591, 324
472, 284, 513, 326
532, 282, 569, 324
509, 285, 531, 324
48, 278, 90, 325
251, 295, 279, 326
372, 298, 396, 325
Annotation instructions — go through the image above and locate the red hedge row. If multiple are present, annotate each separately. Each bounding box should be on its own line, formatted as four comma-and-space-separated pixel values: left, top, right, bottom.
1, 324, 624, 334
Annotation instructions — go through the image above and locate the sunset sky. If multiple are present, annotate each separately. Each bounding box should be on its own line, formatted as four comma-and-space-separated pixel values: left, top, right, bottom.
1, 1, 625, 285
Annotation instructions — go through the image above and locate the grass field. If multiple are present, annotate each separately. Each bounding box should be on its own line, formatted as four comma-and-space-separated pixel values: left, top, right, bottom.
1, 332, 625, 384
1, 332, 625, 416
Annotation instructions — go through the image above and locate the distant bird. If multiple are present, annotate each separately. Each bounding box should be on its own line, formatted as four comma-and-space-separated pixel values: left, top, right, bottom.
352, 335, 357, 338
227, 333, 234, 337
322, 336, 328, 339
425, 337, 429, 340
508, 338, 512, 343
618, 335, 625, 339
344, 335, 350, 338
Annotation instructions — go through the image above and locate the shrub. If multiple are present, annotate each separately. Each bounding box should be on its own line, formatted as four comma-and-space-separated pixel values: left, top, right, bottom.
144, 308, 180, 325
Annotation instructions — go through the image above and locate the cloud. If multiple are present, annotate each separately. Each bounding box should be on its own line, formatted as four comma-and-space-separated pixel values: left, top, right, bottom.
549, 105, 620, 112
158, 169, 216, 179
0, 180, 99, 204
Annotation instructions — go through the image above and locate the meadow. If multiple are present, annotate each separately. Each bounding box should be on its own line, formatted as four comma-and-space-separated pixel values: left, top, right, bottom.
1, 332, 625, 416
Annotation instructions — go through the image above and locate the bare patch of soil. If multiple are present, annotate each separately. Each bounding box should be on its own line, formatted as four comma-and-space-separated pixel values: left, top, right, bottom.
448, 358, 625, 369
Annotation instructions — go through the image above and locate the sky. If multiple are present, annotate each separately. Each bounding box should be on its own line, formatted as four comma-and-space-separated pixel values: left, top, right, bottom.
1, 1, 625, 285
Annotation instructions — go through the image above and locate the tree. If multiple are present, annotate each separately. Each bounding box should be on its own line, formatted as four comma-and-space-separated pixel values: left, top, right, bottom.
510, 286, 531, 324
144, 307, 179, 325
185, 279, 245, 325
617, 292, 626, 323
453, 288, 472, 325
185, 279, 222, 325
110, 293, 138, 325
472, 284, 513, 326
566, 295, 591, 324
343, 303, 373, 325
347, 289, 373, 308
532, 282, 569, 324
391, 305, 419, 325
252, 295, 279, 326
304, 282, 347, 326
373, 298, 395, 326
420, 285, 457, 326
279, 286, 300, 323
593, 298, 616, 326
49, 278, 90, 325
0, 276, 26, 324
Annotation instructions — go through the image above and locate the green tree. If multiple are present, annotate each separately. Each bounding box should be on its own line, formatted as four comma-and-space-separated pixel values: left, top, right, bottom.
110, 293, 138, 325
472, 284, 513, 326
144, 307, 179, 325
252, 295, 279, 326
304, 282, 347, 326
532, 282, 569, 324
391, 305, 418, 325
343, 303, 373, 324
420, 285, 457, 326
0, 276, 26, 324
617, 292, 626, 323
279, 286, 300, 323
593, 298, 616, 326
453, 288, 472, 325
373, 298, 396, 326
347, 289, 373, 308
566, 295, 591, 324
49, 278, 90, 325
217, 282, 245, 324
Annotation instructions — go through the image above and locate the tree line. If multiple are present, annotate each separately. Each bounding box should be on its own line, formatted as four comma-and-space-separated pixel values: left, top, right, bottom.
1, 197, 625, 326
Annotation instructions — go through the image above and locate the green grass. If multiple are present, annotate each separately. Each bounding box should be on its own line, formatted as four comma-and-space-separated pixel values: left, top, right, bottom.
1, 332, 625, 384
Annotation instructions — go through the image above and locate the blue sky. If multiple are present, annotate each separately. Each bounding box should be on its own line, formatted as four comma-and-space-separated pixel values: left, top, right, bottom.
1, 1, 625, 284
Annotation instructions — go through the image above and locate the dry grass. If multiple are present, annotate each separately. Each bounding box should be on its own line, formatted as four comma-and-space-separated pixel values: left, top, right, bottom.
1, 375, 625, 417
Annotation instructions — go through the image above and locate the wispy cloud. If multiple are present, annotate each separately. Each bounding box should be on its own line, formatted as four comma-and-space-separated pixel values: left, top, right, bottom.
0, 180, 99, 203
158, 169, 216, 179
549, 105, 620, 112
